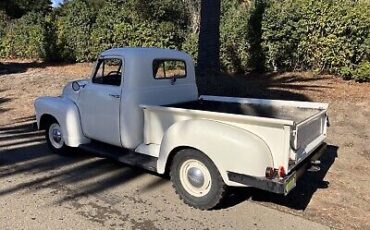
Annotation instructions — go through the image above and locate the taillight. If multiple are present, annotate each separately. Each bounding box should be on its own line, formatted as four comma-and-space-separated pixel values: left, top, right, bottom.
278, 166, 286, 178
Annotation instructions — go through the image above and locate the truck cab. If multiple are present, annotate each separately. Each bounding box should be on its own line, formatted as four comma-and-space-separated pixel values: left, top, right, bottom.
74, 48, 197, 148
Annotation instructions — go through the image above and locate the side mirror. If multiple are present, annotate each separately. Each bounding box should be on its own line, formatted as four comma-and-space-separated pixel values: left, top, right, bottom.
72, 81, 80, 91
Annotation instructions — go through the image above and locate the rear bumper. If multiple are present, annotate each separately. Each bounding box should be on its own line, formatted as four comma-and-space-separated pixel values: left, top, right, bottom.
227, 143, 327, 195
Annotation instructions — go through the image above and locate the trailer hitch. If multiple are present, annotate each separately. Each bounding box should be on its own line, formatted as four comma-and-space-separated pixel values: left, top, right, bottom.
308, 159, 321, 172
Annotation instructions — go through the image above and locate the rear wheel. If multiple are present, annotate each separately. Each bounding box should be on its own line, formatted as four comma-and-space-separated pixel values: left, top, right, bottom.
170, 148, 227, 210
45, 120, 68, 155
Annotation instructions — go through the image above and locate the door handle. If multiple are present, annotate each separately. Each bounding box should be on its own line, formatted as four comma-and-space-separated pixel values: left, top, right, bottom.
109, 94, 120, 99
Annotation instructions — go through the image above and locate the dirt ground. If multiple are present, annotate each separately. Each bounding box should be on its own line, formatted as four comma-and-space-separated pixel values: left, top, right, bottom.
0, 60, 369, 229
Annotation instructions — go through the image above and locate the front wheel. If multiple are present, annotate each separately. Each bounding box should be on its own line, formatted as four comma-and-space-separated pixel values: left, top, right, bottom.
170, 149, 227, 210
46, 121, 68, 155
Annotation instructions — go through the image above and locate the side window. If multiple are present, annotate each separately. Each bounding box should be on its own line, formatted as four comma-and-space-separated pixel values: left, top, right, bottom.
92, 58, 123, 86
153, 59, 186, 79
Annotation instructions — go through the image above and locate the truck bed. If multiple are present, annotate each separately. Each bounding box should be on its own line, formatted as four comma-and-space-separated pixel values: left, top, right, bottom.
167, 99, 320, 124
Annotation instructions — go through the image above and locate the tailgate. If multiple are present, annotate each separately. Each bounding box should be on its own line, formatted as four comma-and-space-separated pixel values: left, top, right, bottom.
293, 109, 328, 163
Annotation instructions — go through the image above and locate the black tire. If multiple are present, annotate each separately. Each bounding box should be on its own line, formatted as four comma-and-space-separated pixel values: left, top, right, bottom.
170, 148, 227, 210
45, 119, 69, 155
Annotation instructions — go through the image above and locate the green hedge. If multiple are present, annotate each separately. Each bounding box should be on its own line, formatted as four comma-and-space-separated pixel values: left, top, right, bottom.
262, 0, 370, 81
0, 12, 52, 59
52, 0, 187, 62
0, 0, 369, 81
54, 0, 97, 61
0, 10, 8, 54
220, 1, 251, 73
89, 1, 185, 59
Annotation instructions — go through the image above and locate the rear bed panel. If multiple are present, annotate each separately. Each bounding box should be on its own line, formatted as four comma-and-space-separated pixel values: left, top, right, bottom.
142, 104, 293, 172
141, 95, 328, 176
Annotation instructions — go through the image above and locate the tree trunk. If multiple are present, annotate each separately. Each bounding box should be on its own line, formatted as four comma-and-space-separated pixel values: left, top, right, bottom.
184, 0, 201, 34
197, 0, 221, 74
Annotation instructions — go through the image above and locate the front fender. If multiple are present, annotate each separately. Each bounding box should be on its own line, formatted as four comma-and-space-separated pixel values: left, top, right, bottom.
34, 96, 90, 147
157, 119, 274, 186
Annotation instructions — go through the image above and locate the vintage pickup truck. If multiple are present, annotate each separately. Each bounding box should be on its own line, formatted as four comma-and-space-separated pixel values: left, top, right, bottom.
34, 48, 328, 209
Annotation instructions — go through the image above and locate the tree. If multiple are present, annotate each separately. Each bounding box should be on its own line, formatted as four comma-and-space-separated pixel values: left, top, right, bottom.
197, 0, 221, 74
0, 0, 52, 19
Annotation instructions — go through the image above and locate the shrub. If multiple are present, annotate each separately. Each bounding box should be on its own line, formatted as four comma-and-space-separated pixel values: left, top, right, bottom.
262, 0, 370, 77
89, 1, 184, 59
352, 61, 370, 82
181, 33, 199, 62
220, 1, 251, 73
54, 0, 188, 62
0, 12, 50, 59
0, 11, 7, 37
54, 0, 97, 61
338, 66, 353, 80
0, 10, 8, 55
88, 2, 128, 58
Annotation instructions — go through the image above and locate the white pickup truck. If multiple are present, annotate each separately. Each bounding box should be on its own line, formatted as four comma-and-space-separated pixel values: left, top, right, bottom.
35, 48, 328, 209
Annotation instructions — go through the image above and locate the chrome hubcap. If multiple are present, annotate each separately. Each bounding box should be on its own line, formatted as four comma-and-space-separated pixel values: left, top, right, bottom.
48, 123, 64, 149
179, 159, 212, 197
187, 167, 205, 188
52, 129, 62, 143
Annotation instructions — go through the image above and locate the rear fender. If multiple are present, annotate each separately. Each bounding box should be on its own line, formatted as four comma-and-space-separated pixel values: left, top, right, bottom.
157, 119, 274, 186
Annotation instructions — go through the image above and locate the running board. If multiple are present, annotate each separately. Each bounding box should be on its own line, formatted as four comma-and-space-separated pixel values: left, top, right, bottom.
79, 141, 158, 172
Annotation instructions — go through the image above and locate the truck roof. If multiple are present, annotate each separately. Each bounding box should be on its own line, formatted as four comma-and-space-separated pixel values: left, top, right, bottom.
100, 47, 192, 61
98, 47, 197, 89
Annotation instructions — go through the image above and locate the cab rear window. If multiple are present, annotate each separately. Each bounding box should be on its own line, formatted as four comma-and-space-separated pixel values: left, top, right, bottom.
153, 59, 186, 79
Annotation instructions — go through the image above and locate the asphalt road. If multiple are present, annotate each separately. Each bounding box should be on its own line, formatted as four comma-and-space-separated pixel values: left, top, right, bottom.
0, 121, 329, 230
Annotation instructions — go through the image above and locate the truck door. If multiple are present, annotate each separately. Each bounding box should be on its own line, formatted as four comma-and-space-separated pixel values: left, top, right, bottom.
78, 57, 123, 146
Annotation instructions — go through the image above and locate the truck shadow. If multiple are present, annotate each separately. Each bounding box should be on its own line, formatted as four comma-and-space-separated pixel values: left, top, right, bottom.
0, 118, 85, 169
0, 89, 11, 113
221, 145, 338, 210
0, 118, 147, 203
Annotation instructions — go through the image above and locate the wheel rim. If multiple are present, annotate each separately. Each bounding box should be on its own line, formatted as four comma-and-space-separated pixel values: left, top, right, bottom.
48, 123, 64, 149
179, 159, 212, 197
